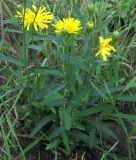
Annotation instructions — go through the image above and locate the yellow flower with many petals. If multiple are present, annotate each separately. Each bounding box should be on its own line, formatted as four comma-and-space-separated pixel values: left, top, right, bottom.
16, 5, 53, 31
52, 17, 82, 34
96, 36, 116, 61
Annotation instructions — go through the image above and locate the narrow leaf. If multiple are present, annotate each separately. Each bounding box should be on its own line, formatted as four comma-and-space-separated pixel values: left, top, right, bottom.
30, 115, 56, 137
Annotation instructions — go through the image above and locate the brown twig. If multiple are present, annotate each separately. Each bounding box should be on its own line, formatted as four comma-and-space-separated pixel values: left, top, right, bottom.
118, 62, 133, 72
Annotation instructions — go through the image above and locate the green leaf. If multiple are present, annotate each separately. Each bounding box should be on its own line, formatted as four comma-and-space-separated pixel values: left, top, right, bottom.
62, 132, 70, 152
114, 112, 136, 121
118, 1, 132, 18
67, 87, 90, 112
48, 127, 64, 141
115, 94, 136, 102
90, 81, 109, 101
79, 104, 111, 117
73, 122, 85, 131
30, 115, 56, 137
69, 56, 87, 71
34, 68, 63, 77
35, 83, 65, 100
59, 109, 72, 131
46, 138, 61, 150
124, 77, 136, 92
17, 136, 43, 159
0, 19, 19, 24
91, 120, 118, 140
1, 126, 11, 160
88, 129, 99, 148
76, 72, 83, 84
101, 141, 119, 160
0, 87, 23, 100
28, 44, 43, 51
3, 29, 23, 34
0, 54, 24, 67
92, 85, 125, 96
70, 131, 89, 144
42, 92, 66, 107
30, 35, 64, 45
6, 116, 25, 160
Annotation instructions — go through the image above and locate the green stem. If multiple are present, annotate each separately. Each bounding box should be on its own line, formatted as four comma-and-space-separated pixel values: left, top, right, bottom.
22, 0, 28, 66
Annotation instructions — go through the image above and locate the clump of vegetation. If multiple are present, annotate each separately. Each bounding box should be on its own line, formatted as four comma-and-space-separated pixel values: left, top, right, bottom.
0, 0, 136, 159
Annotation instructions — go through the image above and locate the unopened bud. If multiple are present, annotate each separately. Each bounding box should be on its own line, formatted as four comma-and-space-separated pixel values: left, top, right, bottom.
86, 21, 94, 29
17, 5, 22, 9
112, 31, 120, 40
87, 4, 94, 14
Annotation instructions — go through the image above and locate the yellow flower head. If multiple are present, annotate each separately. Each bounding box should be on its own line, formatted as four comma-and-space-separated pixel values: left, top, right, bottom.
52, 17, 82, 34
96, 36, 116, 61
86, 21, 94, 29
16, 5, 53, 31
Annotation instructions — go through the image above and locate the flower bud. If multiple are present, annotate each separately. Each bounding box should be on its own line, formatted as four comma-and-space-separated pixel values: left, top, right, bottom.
112, 31, 120, 40
17, 4, 22, 8
86, 21, 94, 29
87, 3, 94, 14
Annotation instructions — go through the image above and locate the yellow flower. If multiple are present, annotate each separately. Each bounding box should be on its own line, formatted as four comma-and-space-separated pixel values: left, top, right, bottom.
96, 36, 116, 61
86, 21, 94, 29
52, 17, 82, 34
16, 5, 53, 31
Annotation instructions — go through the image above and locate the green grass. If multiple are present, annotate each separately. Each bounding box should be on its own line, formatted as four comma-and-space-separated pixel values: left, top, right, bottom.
0, 0, 136, 159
